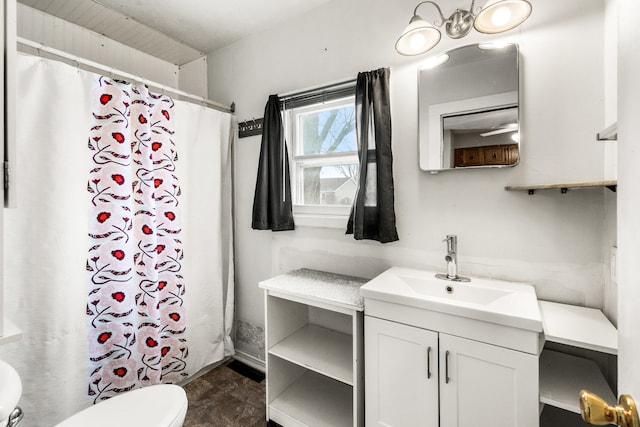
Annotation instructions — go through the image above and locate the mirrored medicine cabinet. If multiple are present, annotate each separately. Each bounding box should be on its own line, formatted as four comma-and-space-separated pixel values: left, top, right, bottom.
418, 43, 520, 172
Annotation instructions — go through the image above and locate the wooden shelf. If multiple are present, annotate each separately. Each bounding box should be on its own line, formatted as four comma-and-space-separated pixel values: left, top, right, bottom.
505, 180, 617, 195
540, 349, 615, 414
269, 324, 353, 385
539, 301, 617, 355
270, 370, 353, 427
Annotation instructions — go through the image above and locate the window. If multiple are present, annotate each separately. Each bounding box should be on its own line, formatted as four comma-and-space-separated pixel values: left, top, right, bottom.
284, 92, 358, 220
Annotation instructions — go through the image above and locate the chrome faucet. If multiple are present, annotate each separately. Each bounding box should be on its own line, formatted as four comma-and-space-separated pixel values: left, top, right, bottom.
436, 235, 470, 282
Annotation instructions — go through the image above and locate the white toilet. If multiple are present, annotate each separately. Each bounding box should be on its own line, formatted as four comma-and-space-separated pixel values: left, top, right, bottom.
0, 360, 188, 427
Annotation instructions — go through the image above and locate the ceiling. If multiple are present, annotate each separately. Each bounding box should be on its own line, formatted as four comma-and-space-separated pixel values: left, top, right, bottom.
18, 0, 332, 65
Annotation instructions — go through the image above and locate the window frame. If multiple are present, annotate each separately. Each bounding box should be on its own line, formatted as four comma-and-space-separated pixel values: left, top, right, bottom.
284, 94, 359, 223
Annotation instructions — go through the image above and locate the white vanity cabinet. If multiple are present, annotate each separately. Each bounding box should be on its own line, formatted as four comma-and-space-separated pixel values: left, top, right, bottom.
259, 268, 367, 427
365, 315, 539, 427
438, 333, 538, 426
361, 267, 543, 427
365, 316, 439, 427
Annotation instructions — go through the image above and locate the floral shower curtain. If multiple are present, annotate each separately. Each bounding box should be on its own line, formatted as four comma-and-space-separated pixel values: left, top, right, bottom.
0, 54, 235, 426
86, 78, 188, 401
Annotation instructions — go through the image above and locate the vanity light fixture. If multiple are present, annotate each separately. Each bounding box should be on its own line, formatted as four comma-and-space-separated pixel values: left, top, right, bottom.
395, 0, 532, 56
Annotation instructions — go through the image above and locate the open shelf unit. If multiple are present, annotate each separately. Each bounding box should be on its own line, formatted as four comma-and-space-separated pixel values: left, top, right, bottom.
260, 269, 366, 427
538, 301, 617, 418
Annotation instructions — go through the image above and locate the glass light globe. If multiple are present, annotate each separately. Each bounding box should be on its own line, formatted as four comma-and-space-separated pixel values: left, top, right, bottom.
474, 0, 531, 34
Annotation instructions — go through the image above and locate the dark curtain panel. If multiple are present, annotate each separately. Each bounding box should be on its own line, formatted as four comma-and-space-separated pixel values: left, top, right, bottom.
347, 68, 399, 243
251, 95, 295, 231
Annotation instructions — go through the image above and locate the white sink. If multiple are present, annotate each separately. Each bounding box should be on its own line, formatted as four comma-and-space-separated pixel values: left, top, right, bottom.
360, 266, 542, 331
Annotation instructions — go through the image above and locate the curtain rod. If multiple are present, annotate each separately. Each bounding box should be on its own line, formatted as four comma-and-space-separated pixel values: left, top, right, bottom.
17, 37, 235, 114
278, 78, 357, 101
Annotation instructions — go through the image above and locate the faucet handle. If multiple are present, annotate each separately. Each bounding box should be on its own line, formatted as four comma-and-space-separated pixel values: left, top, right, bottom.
443, 235, 457, 252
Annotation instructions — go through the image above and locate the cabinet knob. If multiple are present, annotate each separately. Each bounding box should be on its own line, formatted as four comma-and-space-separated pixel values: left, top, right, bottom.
580, 390, 639, 427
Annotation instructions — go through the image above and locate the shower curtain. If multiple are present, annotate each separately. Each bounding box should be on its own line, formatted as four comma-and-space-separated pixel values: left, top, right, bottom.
87, 77, 190, 400
0, 54, 234, 425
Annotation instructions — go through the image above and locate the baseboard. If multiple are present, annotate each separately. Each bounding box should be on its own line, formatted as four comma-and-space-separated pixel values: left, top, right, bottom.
233, 350, 265, 373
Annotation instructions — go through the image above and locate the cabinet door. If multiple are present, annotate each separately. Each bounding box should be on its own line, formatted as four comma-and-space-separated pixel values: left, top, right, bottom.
439, 334, 539, 427
365, 316, 438, 427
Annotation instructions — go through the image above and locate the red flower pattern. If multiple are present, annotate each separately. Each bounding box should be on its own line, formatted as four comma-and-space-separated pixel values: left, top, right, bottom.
112, 132, 125, 144
97, 332, 112, 344
97, 212, 111, 223
111, 174, 125, 185
113, 367, 128, 378
87, 77, 186, 403
100, 94, 112, 105
111, 291, 125, 303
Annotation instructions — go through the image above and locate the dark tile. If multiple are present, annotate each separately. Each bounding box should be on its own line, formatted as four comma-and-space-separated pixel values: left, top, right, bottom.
183, 361, 266, 427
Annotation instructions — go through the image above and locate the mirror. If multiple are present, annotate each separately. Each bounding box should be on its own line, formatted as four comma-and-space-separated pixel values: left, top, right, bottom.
418, 43, 520, 172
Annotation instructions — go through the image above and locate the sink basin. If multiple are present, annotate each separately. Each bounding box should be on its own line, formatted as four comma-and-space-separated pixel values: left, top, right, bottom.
402, 276, 511, 305
360, 267, 542, 331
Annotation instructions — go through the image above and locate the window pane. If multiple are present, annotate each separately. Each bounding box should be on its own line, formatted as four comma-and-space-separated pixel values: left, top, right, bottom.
302, 164, 358, 206
300, 105, 356, 155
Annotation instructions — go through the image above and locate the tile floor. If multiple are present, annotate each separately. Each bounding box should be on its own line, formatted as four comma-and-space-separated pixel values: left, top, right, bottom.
182, 360, 267, 427
181, 361, 573, 426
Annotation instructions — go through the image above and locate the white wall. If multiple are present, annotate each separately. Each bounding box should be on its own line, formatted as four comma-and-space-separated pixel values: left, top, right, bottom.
179, 56, 208, 99
208, 0, 612, 360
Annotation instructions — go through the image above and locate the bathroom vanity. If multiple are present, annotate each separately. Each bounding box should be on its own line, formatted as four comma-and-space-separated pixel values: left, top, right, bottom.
360, 267, 542, 427
261, 267, 617, 427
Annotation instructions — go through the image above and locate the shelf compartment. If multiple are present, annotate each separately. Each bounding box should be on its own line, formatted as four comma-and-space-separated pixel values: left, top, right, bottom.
269, 369, 353, 427
539, 349, 615, 414
269, 324, 353, 385
505, 180, 617, 195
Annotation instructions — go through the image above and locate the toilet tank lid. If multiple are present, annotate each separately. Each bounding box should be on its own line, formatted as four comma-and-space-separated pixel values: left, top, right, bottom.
55, 384, 187, 427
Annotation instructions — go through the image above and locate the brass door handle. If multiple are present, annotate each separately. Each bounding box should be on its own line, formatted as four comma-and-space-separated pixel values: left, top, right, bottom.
580, 390, 640, 427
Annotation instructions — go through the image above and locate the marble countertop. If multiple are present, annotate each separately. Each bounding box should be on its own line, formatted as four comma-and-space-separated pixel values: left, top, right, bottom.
258, 268, 368, 311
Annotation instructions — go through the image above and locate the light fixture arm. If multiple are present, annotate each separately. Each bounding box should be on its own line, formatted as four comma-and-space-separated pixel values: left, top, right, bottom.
412, 0, 479, 39
412, 1, 447, 26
